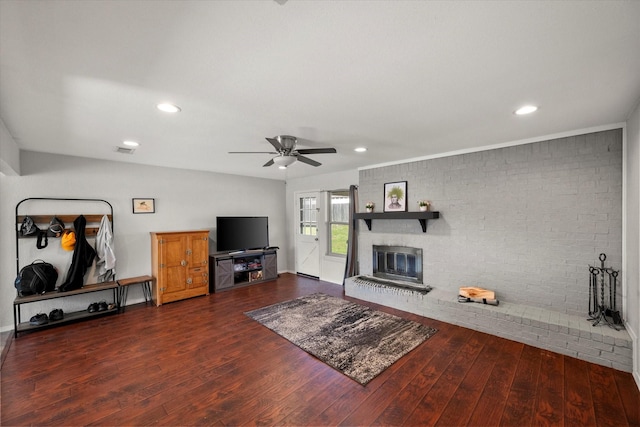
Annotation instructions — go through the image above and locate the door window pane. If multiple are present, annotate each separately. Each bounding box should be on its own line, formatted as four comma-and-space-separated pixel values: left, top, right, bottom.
299, 196, 317, 236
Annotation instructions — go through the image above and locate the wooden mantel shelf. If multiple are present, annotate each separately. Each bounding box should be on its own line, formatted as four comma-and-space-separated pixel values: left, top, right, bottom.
354, 211, 440, 233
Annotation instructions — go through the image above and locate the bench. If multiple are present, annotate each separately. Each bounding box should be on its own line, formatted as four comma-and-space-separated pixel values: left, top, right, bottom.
117, 275, 154, 312
13, 275, 156, 337
13, 281, 119, 338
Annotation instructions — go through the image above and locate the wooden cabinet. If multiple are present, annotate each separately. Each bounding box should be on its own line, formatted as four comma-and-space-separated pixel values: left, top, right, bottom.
210, 249, 278, 292
151, 230, 209, 306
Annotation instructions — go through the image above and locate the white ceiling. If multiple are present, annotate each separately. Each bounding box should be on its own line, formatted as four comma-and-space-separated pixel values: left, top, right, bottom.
1, 1, 639, 181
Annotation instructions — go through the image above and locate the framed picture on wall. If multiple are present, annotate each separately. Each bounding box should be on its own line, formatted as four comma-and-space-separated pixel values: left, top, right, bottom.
384, 181, 407, 212
132, 198, 155, 214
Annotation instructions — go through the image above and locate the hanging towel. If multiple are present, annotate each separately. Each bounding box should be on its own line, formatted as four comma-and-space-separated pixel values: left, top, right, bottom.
95, 215, 116, 282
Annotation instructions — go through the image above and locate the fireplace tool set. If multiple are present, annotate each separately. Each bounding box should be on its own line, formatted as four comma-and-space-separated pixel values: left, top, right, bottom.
588, 253, 622, 330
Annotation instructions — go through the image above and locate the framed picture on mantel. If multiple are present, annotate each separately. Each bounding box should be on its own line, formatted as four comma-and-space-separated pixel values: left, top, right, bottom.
384, 181, 407, 212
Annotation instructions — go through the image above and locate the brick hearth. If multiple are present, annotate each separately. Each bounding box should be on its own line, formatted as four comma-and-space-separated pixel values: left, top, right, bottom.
345, 277, 633, 372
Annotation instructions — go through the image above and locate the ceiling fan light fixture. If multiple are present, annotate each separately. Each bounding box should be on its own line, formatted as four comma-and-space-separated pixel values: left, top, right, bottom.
273, 155, 297, 167
354, 147, 367, 152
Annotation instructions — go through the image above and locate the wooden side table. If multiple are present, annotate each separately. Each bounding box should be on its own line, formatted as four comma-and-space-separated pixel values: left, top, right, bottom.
117, 275, 154, 312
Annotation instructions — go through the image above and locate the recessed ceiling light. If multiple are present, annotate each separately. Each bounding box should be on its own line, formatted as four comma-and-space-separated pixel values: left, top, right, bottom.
123, 140, 139, 147
515, 105, 538, 115
157, 103, 181, 113
354, 147, 367, 152
278, 166, 287, 170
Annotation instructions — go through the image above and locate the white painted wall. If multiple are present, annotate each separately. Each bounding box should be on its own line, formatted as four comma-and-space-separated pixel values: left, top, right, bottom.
285, 169, 359, 284
625, 99, 640, 388
0, 151, 287, 331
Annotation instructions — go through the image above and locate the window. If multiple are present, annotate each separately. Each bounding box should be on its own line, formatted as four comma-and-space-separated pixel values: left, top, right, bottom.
329, 191, 349, 256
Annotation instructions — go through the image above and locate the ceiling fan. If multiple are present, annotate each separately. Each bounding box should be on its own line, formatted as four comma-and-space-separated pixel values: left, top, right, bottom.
229, 135, 337, 168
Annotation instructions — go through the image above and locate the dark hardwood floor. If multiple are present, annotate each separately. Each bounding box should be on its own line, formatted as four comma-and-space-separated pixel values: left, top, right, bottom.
1, 273, 638, 426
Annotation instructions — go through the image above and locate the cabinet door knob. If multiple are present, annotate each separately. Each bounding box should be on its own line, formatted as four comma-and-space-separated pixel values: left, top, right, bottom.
186, 278, 192, 285
181, 260, 187, 266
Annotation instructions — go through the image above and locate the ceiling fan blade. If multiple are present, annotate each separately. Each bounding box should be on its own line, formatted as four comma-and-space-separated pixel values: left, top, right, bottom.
228, 151, 278, 154
266, 137, 284, 151
295, 148, 337, 155
297, 155, 321, 167
263, 159, 275, 167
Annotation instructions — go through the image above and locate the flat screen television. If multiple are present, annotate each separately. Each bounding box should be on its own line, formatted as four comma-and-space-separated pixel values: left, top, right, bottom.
216, 216, 269, 252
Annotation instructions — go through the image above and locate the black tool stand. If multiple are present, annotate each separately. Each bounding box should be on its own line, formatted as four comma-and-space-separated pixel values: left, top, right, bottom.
587, 253, 622, 330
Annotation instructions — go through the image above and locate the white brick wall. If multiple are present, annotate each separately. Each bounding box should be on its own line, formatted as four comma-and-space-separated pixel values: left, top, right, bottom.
358, 129, 623, 318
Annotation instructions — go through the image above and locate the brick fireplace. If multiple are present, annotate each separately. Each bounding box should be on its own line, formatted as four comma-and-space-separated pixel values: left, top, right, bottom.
346, 128, 631, 373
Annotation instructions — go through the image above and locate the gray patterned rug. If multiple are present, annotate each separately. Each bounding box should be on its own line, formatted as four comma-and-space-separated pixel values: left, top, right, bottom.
245, 293, 437, 385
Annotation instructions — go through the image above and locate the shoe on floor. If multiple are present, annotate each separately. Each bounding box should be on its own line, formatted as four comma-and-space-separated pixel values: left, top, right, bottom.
30, 313, 49, 325
49, 308, 64, 321
97, 301, 108, 312
88, 302, 98, 313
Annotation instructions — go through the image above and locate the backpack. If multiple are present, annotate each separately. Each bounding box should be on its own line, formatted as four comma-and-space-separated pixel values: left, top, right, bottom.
14, 260, 58, 296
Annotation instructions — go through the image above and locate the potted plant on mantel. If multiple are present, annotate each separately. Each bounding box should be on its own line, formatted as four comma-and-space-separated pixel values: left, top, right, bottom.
418, 200, 430, 212
365, 202, 375, 213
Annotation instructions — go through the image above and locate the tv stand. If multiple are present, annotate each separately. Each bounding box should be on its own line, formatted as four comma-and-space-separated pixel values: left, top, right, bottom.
209, 249, 277, 292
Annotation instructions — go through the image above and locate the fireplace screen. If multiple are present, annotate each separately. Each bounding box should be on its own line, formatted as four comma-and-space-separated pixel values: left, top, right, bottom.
373, 245, 423, 284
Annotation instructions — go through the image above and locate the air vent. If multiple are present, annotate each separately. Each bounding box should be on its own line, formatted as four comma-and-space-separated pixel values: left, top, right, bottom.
115, 146, 136, 154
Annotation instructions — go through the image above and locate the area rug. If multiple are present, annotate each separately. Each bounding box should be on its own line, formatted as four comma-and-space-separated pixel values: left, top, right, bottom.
245, 293, 437, 385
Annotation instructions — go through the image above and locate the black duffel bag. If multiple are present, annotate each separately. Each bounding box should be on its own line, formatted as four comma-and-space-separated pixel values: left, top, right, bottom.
14, 260, 58, 296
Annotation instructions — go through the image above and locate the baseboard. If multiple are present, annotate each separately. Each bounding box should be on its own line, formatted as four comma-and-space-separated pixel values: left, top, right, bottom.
296, 272, 319, 279
0, 330, 13, 370
625, 321, 640, 391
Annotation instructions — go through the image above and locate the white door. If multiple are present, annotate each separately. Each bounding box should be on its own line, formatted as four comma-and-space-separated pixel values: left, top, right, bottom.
295, 192, 321, 278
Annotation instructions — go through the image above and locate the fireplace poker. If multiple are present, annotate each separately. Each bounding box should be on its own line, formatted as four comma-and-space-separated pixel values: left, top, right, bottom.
589, 266, 600, 320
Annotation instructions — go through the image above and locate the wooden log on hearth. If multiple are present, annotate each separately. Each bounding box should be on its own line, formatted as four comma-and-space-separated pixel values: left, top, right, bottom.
459, 286, 495, 300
